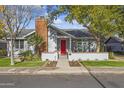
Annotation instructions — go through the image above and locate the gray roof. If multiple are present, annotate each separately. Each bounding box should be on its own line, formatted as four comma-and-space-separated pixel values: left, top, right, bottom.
50, 25, 92, 38
105, 37, 122, 44
63, 29, 92, 38
17, 29, 34, 38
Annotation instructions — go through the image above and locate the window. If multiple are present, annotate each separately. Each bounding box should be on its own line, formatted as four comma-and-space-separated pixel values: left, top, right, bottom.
77, 40, 82, 52
15, 40, 19, 49
15, 40, 24, 49
72, 40, 96, 52
82, 42, 87, 52
20, 40, 24, 49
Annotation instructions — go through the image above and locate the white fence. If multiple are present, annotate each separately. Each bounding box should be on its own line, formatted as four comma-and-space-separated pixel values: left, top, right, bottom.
68, 52, 109, 61
41, 52, 58, 61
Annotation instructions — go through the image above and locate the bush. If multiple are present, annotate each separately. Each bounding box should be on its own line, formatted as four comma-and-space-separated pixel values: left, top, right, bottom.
0, 49, 7, 56
32, 55, 41, 61
19, 50, 33, 61
114, 52, 124, 55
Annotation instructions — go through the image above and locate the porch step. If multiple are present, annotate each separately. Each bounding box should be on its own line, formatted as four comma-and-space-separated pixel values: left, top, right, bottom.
59, 55, 68, 59
56, 55, 70, 68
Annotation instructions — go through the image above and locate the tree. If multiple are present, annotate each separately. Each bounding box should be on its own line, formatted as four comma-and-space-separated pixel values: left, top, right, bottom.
1, 6, 33, 65
0, 20, 5, 39
115, 6, 124, 44
53, 6, 122, 52
45, 6, 59, 25
0, 6, 5, 39
27, 33, 44, 56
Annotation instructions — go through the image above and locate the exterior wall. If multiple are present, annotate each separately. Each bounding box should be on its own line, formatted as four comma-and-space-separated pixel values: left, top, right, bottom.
0, 42, 7, 50
35, 17, 48, 52
42, 52, 58, 61
24, 40, 28, 51
7, 39, 35, 57
48, 28, 57, 52
68, 53, 108, 61
48, 27, 70, 53
106, 43, 124, 52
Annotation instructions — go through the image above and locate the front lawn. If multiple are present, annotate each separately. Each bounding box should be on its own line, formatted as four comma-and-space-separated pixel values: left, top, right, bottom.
81, 61, 124, 67
0, 57, 44, 67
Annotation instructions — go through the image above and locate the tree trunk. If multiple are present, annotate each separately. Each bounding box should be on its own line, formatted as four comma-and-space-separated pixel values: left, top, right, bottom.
100, 39, 105, 52
10, 36, 14, 65
96, 39, 100, 53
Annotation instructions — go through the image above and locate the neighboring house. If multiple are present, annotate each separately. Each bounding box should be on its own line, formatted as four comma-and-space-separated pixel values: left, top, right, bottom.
0, 40, 7, 50
105, 37, 124, 52
0, 40, 7, 56
7, 29, 35, 57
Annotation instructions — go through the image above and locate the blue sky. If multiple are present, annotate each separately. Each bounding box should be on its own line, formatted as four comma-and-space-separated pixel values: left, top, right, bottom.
26, 6, 85, 29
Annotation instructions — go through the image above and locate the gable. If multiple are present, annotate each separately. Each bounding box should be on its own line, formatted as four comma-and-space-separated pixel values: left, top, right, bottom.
49, 25, 75, 38
17, 29, 35, 38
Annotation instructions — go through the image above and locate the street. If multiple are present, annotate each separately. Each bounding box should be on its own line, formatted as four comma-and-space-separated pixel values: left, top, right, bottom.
0, 73, 124, 88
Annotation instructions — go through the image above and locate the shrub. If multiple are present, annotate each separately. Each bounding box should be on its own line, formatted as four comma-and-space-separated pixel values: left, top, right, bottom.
114, 52, 124, 55
0, 49, 7, 56
32, 55, 41, 61
19, 50, 33, 61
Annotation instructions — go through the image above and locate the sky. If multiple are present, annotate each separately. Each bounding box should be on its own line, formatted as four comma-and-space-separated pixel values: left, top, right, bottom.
26, 5, 85, 29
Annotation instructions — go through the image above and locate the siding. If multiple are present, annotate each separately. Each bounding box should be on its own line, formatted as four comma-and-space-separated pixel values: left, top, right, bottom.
48, 29, 57, 52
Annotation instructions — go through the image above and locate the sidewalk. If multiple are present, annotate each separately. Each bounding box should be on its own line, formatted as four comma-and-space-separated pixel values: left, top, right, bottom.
1, 66, 124, 75
0, 66, 88, 75
88, 67, 124, 74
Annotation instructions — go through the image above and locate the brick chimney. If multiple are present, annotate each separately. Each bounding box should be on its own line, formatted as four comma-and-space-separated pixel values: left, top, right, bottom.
35, 16, 48, 52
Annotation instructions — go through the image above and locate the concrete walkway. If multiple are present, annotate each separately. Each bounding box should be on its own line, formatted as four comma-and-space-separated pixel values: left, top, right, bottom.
56, 55, 70, 68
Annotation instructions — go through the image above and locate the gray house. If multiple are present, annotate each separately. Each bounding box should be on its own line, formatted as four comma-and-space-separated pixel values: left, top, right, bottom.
34, 17, 97, 55
6, 29, 35, 57
105, 37, 124, 52
47, 25, 97, 54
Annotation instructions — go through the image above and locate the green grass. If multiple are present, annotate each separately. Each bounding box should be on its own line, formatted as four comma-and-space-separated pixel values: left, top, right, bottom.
81, 61, 124, 67
0, 57, 44, 67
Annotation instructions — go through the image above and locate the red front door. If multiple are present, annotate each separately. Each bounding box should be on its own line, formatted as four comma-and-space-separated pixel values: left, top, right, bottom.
61, 40, 66, 55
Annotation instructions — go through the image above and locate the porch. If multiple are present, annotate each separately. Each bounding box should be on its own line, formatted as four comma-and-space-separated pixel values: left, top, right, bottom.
57, 36, 97, 55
